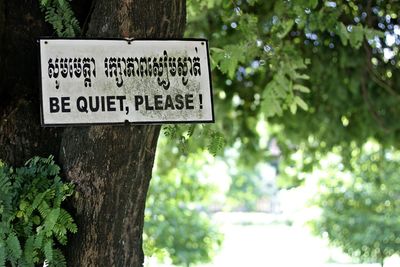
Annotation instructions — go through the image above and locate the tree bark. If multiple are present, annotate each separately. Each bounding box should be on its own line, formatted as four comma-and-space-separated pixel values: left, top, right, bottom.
60, 1, 186, 266
0, 1, 61, 165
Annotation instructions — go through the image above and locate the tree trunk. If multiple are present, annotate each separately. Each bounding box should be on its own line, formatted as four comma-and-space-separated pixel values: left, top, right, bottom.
60, 1, 186, 266
0, 0, 186, 266
60, 126, 161, 267
0, 1, 61, 165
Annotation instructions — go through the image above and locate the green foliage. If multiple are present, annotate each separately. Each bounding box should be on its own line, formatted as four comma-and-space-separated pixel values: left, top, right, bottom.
188, 0, 314, 122
162, 124, 226, 157
310, 143, 400, 266
147, 124, 227, 266
144, 149, 223, 266
266, 2, 400, 181
184, 0, 400, 187
39, 0, 80, 37
226, 167, 272, 211
0, 156, 77, 267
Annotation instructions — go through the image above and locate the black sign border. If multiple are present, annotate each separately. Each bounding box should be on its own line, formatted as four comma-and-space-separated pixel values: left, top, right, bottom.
38, 37, 215, 127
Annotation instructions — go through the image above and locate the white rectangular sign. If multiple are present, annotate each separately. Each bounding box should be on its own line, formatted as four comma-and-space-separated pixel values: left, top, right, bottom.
39, 38, 214, 126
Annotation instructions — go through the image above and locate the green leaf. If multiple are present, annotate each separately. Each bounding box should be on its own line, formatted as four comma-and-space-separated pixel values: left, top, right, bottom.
19, 201, 28, 211
207, 131, 225, 156
59, 209, 77, 234
238, 14, 258, 40
293, 84, 311, 93
262, 86, 283, 117
364, 27, 385, 40
34, 232, 44, 249
210, 47, 224, 70
44, 208, 60, 234
309, 0, 318, 8
246, 0, 258, 6
0, 240, 5, 267
275, 73, 291, 92
277, 19, 294, 39
57, 0, 66, 8
6, 233, 22, 261
24, 236, 37, 266
40, 0, 80, 37
290, 102, 298, 114
50, 249, 66, 267
349, 24, 364, 49
294, 96, 309, 111
33, 216, 41, 225
40, 0, 50, 7
294, 73, 310, 80
336, 22, 349, 46
43, 240, 53, 263
213, 44, 247, 78
38, 201, 51, 218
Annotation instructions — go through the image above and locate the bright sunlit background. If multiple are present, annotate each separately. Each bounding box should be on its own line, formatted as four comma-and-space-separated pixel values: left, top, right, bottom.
144, 139, 400, 267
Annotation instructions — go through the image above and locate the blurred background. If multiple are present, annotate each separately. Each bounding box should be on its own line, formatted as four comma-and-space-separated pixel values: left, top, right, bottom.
143, 1, 400, 266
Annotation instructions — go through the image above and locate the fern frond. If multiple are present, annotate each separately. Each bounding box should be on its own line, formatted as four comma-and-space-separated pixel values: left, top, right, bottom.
50, 248, 66, 267
34, 231, 44, 249
44, 208, 60, 234
187, 125, 196, 138
23, 236, 38, 266
0, 240, 5, 267
38, 201, 51, 219
17, 258, 35, 267
6, 233, 22, 262
53, 225, 67, 245
39, 0, 81, 37
58, 209, 77, 234
29, 192, 46, 216
1, 156, 76, 266
43, 240, 53, 263
207, 131, 225, 156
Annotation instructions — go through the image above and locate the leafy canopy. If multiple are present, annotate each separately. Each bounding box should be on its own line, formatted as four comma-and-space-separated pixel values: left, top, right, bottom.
183, 0, 400, 182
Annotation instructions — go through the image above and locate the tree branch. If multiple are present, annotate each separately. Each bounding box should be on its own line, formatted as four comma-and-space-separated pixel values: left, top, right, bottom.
363, 42, 400, 99
360, 70, 390, 133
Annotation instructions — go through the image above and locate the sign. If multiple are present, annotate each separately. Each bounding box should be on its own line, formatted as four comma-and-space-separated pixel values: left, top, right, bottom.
39, 38, 214, 126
